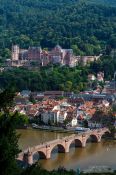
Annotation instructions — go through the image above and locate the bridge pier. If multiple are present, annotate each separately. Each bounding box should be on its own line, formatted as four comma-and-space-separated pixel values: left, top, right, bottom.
97, 135, 101, 143
82, 142, 86, 148
65, 140, 70, 153
46, 145, 51, 159
82, 134, 86, 148
65, 146, 69, 153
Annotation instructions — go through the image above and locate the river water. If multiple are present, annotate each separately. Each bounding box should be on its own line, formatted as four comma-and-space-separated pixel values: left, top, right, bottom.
18, 129, 116, 171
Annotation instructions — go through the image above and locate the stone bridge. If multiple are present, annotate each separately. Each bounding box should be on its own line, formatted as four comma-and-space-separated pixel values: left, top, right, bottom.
17, 128, 110, 165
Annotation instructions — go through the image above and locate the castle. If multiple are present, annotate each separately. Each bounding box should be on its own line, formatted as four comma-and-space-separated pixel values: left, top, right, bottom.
9, 45, 100, 67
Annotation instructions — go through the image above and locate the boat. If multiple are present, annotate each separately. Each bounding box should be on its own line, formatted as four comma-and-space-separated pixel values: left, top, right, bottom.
75, 127, 90, 132
32, 123, 50, 130
32, 123, 40, 129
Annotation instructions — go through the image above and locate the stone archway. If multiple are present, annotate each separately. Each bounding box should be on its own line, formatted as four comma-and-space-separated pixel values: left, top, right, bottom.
75, 139, 83, 147
57, 144, 66, 153
101, 131, 110, 139
50, 143, 66, 158
86, 134, 99, 143
38, 151, 47, 159
33, 150, 47, 163
67, 138, 83, 152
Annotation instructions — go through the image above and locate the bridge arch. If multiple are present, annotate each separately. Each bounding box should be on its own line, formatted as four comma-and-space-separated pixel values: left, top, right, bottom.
86, 134, 99, 143
75, 138, 83, 147
33, 150, 47, 162
50, 143, 66, 157
68, 138, 83, 150
101, 130, 110, 139
38, 151, 46, 159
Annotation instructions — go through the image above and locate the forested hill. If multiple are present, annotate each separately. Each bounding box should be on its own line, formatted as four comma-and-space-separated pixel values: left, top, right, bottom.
0, 0, 116, 60
86, 0, 116, 7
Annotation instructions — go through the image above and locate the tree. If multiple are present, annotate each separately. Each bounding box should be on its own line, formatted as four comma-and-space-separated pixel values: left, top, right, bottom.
0, 89, 15, 112
108, 35, 116, 49
1, 48, 11, 60
71, 45, 83, 55
65, 81, 72, 92
14, 112, 29, 128
0, 90, 20, 175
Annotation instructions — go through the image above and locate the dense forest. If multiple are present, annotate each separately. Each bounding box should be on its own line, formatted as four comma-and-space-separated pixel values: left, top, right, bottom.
0, 0, 116, 61
0, 55, 115, 91
0, 65, 88, 92
0, 0, 116, 91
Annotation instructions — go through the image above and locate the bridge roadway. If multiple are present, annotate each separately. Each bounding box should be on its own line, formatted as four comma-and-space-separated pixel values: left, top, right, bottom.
17, 128, 110, 165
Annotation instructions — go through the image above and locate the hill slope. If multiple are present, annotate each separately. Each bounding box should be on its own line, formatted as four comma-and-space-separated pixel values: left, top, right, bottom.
0, 0, 116, 59
86, 0, 116, 6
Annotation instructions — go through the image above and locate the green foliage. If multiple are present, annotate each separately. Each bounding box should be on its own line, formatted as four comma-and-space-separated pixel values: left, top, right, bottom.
0, 113, 21, 175
90, 56, 116, 79
0, 54, 115, 92
21, 163, 116, 175
0, 90, 20, 175
0, 53, 115, 91
0, 0, 116, 58
21, 163, 76, 175
0, 66, 88, 92
14, 112, 29, 128
0, 89, 15, 112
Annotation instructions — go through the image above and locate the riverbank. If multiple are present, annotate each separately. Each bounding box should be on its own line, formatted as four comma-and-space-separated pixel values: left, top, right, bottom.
18, 124, 116, 140
20, 163, 116, 175
31, 125, 76, 134
31, 123, 95, 134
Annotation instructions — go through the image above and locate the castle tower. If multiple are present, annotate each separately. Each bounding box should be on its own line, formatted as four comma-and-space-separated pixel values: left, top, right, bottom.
12, 45, 20, 61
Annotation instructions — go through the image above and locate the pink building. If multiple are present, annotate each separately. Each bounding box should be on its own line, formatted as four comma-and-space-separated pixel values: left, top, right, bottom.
28, 47, 42, 61
11, 44, 86, 67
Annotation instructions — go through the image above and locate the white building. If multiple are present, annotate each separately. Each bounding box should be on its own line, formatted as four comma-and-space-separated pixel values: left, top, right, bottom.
58, 111, 67, 124
41, 110, 60, 124
70, 118, 77, 127
40, 101, 76, 125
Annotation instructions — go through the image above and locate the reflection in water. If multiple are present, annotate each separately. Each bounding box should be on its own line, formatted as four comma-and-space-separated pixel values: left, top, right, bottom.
18, 129, 116, 171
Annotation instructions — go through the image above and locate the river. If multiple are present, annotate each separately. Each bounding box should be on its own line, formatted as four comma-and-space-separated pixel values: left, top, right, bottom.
18, 128, 116, 171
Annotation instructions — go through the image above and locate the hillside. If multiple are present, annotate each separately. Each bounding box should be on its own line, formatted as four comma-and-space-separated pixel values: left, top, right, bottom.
0, 0, 116, 91
86, 0, 116, 6
0, 0, 116, 60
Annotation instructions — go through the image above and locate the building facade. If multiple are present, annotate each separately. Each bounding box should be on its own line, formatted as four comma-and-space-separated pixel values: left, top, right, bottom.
10, 44, 100, 67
